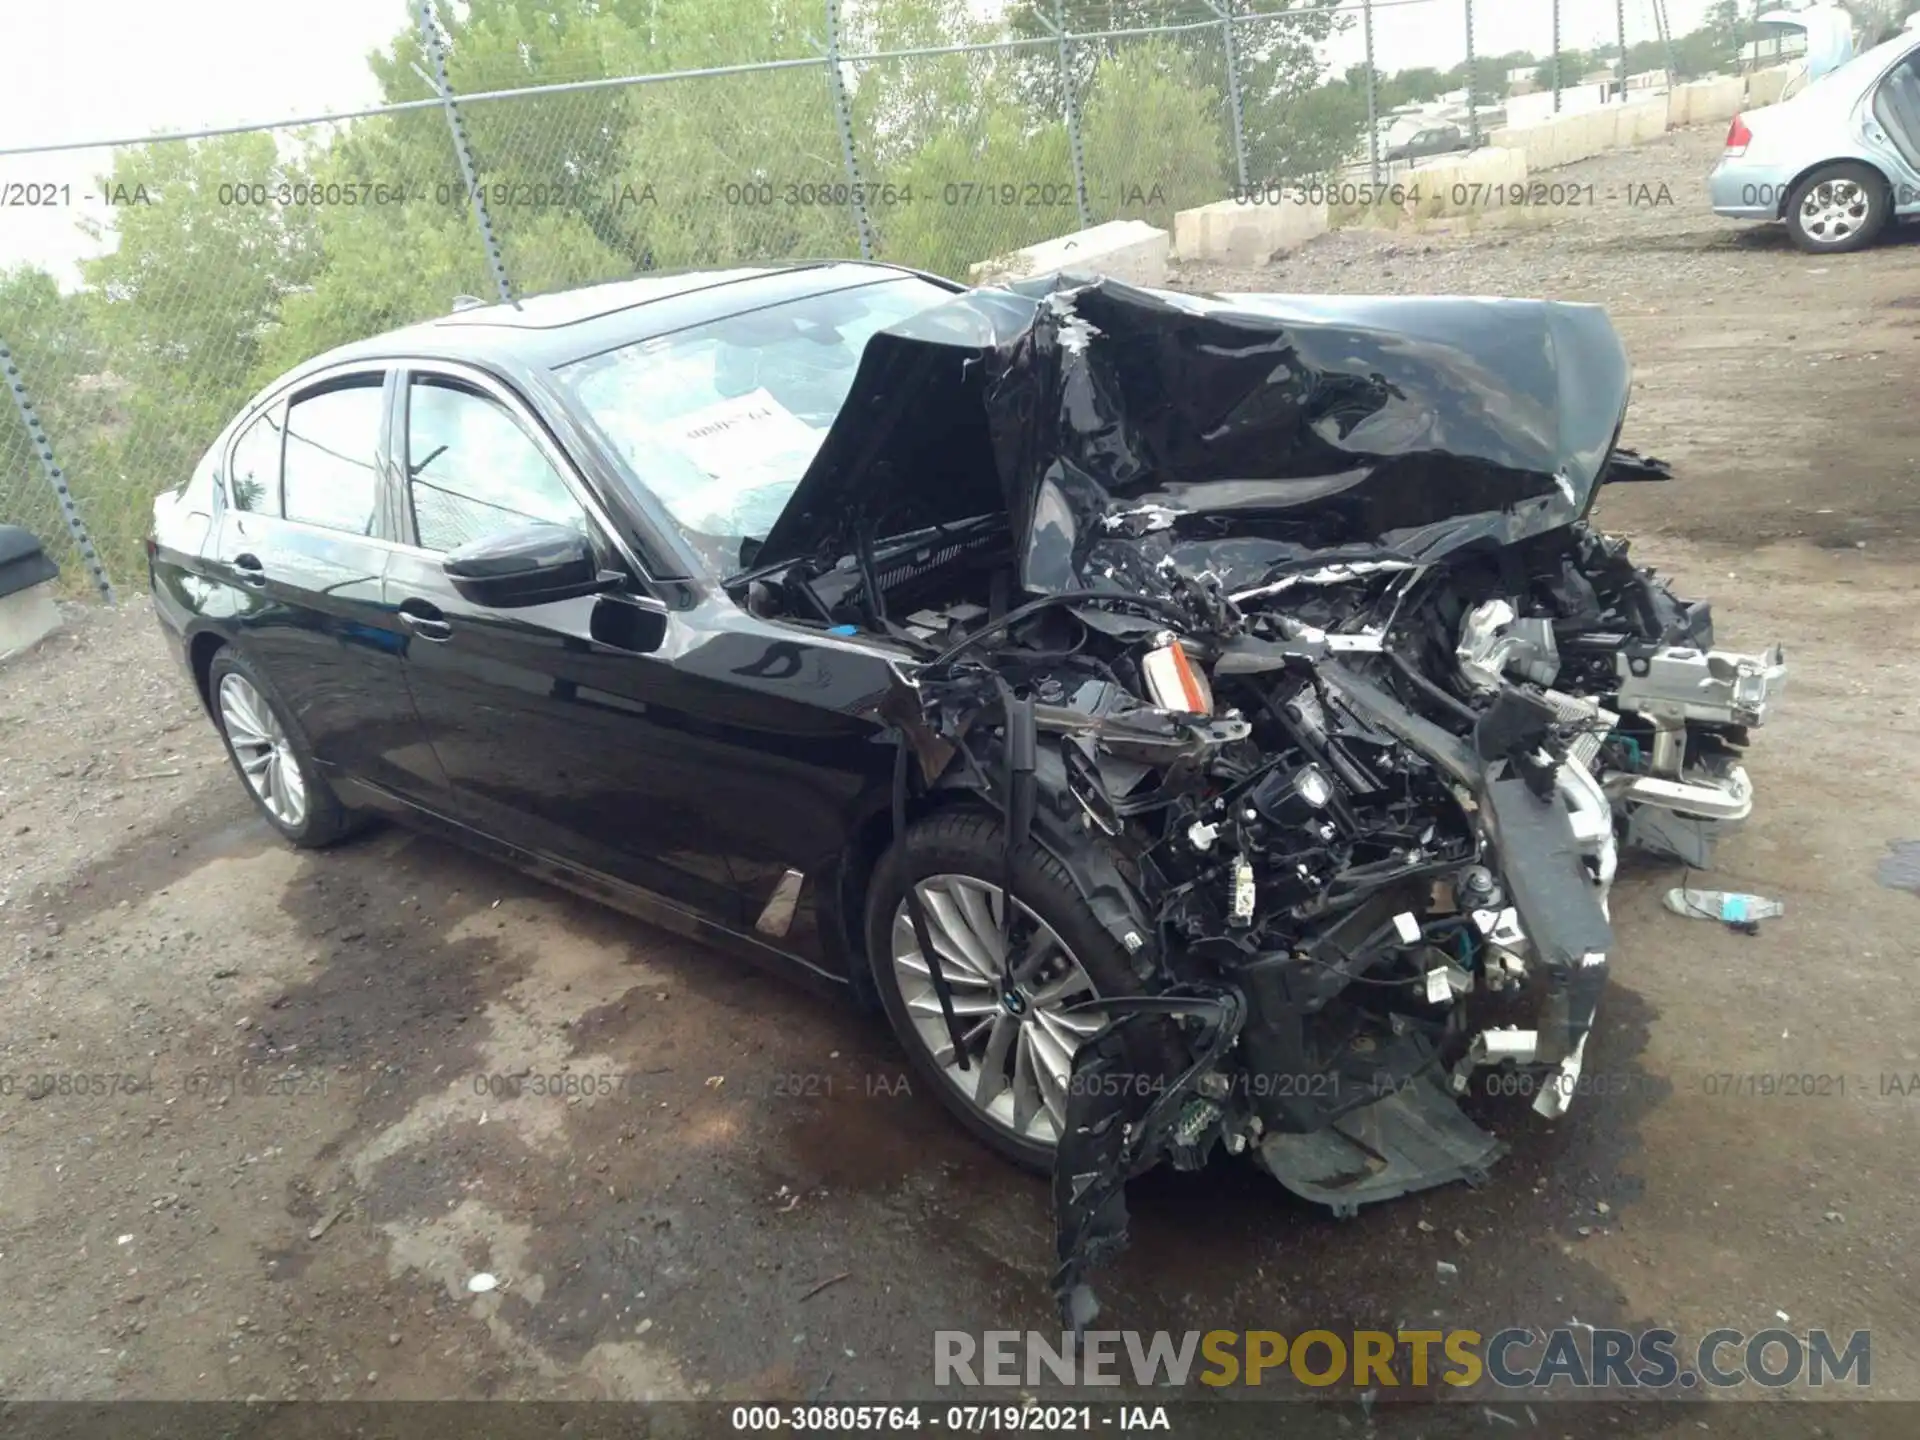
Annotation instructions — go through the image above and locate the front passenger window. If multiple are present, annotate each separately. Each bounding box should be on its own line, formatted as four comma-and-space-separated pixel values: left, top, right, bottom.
406, 378, 589, 553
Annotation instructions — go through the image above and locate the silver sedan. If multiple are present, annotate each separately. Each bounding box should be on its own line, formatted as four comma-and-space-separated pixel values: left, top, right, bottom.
1709, 27, 1920, 252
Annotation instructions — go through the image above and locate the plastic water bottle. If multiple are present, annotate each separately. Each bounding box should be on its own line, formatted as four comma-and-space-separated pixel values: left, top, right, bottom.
1663, 888, 1785, 925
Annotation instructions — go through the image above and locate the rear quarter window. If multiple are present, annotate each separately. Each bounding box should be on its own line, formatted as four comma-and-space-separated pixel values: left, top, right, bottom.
227, 407, 285, 515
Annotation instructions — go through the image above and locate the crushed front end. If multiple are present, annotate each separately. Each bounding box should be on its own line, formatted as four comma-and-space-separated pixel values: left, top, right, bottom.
740, 275, 1787, 1326
905, 527, 1789, 1327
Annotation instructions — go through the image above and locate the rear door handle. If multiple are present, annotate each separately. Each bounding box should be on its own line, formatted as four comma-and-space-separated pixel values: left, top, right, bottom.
398, 598, 453, 642
233, 552, 267, 587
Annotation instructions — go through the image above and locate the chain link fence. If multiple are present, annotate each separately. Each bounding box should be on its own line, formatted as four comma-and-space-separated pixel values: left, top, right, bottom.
1, 0, 1723, 598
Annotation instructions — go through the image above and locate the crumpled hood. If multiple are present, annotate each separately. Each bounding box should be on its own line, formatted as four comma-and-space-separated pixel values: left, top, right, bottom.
753, 275, 1632, 595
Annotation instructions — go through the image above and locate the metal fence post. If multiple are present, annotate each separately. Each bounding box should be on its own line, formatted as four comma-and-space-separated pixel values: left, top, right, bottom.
1364, 0, 1379, 182
1652, 0, 1677, 91
1464, 0, 1480, 148
1616, 0, 1628, 99
1052, 0, 1093, 229
824, 0, 877, 259
417, 0, 514, 304
1553, 0, 1562, 113
0, 339, 114, 603
1218, 0, 1250, 194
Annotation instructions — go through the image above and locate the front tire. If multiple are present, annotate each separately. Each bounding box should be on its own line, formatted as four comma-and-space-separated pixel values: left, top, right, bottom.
864, 810, 1145, 1172
1784, 162, 1888, 254
208, 648, 359, 849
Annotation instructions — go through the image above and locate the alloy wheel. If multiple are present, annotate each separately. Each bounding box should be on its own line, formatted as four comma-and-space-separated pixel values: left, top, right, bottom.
890, 874, 1107, 1146
1799, 179, 1869, 246
218, 672, 308, 829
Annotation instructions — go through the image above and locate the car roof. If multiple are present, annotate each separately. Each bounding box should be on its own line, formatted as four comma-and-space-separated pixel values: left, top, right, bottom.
290, 259, 948, 380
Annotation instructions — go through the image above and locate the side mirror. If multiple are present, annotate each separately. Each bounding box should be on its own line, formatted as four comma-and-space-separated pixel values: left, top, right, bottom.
442, 522, 618, 608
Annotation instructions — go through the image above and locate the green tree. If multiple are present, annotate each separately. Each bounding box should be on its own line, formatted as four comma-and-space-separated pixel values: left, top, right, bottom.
63, 134, 322, 574
1254, 77, 1371, 179
80, 133, 320, 415
1000, 0, 1355, 187
1534, 49, 1592, 90
1440, 53, 1521, 101
1379, 67, 1448, 107
1236, 0, 1363, 183
349, 0, 854, 287
882, 113, 1074, 278
1082, 41, 1227, 225
0, 265, 104, 570
1705, 0, 1747, 60
0, 266, 97, 385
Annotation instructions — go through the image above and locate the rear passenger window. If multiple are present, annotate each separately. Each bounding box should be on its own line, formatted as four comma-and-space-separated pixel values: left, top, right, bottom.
227, 407, 284, 514
283, 380, 385, 536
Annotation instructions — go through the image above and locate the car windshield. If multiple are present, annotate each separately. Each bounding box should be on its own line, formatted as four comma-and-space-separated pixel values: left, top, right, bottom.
556, 275, 955, 574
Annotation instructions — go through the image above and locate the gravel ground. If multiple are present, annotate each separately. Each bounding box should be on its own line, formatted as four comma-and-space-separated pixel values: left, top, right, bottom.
2, 124, 1918, 1431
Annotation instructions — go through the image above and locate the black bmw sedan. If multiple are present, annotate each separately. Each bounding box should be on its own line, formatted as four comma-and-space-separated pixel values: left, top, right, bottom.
149, 261, 1086, 1159
151, 262, 1781, 1321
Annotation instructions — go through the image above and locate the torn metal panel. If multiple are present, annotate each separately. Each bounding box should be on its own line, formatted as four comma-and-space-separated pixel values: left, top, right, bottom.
753, 276, 1633, 595
1001, 284, 1629, 599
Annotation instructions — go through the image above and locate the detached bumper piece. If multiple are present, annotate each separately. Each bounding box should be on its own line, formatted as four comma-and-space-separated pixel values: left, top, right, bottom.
1609, 640, 1787, 866
1255, 1071, 1504, 1218
1052, 989, 1244, 1331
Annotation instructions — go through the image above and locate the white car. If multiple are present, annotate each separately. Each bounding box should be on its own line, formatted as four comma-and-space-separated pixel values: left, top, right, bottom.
1709, 28, 1920, 252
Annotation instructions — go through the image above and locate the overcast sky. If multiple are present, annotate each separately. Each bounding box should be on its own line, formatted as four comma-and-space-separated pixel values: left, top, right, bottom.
0, 0, 1725, 279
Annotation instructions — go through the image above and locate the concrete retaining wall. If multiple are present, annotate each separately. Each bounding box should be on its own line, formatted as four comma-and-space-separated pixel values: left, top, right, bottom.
1746, 65, 1795, 108
1489, 96, 1669, 172
1402, 146, 1530, 218
1668, 75, 1746, 128
968, 218, 1169, 288
1170, 196, 1329, 265
1486, 66, 1791, 178
1616, 94, 1672, 146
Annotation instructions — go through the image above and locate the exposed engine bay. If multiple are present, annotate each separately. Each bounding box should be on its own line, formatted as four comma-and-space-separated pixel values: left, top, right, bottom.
730, 275, 1787, 1327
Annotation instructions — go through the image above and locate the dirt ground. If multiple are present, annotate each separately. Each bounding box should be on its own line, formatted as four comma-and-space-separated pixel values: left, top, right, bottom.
3, 125, 1919, 1430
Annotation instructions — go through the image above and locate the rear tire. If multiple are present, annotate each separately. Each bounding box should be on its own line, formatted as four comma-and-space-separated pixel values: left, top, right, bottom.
864, 809, 1146, 1173
208, 648, 361, 849
1784, 162, 1888, 254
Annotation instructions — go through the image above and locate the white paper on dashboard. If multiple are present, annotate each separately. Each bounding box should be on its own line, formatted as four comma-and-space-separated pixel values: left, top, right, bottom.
662, 388, 824, 489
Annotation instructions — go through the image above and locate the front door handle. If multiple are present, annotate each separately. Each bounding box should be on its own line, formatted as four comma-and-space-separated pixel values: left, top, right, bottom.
233, 552, 267, 587
398, 598, 453, 642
